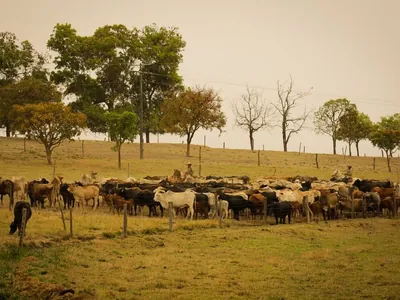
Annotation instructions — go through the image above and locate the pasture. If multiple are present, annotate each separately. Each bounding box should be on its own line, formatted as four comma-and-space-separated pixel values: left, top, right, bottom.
1, 137, 400, 299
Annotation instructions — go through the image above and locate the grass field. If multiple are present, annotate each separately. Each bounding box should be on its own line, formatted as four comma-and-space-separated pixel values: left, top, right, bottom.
1, 136, 400, 299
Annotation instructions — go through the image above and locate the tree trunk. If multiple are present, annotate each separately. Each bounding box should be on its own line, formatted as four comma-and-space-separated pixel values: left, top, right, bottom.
282, 123, 287, 152
145, 128, 150, 143
186, 134, 193, 157
249, 131, 254, 151
348, 141, 352, 157
118, 144, 121, 169
45, 147, 53, 165
386, 150, 391, 172
332, 137, 337, 155
6, 125, 11, 138
356, 141, 360, 157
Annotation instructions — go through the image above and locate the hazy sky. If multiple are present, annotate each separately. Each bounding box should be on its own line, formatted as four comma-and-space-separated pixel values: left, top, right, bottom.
1, 0, 399, 156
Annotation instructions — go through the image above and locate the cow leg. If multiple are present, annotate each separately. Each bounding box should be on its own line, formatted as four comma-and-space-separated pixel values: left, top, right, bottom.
275, 216, 278, 225
288, 213, 291, 224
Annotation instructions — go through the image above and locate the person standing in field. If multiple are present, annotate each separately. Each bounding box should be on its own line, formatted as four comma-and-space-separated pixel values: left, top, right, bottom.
185, 162, 194, 178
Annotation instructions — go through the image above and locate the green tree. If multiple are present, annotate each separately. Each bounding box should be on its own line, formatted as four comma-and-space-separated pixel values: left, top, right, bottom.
337, 109, 373, 157
0, 78, 62, 136
105, 111, 139, 169
160, 86, 227, 157
11, 102, 86, 164
369, 114, 400, 172
47, 23, 186, 142
0, 32, 48, 136
314, 98, 355, 154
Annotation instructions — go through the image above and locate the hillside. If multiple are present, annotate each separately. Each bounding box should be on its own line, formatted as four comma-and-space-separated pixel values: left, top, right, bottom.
1, 137, 398, 182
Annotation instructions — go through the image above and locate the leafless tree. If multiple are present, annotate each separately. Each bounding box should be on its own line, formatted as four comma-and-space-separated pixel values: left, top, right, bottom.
272, 76, 313, 152
232, 86, 272, 151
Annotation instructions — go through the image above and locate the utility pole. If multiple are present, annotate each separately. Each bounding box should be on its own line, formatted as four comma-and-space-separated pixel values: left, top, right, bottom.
139, 64, 144, 160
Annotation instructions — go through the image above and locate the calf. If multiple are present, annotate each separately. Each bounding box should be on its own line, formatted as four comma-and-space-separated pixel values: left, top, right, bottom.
111, 195, 133, 216
217, 192, 249, 220
60, 183, 75, 209
310, 201, 322, 222
10, 201, 32, 235
0, 179, 14, 208
380, 197, 393, 216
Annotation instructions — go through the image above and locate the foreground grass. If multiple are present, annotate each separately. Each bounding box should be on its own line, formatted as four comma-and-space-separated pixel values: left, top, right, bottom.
1, 137, 400, 181
1, 214, 400, 299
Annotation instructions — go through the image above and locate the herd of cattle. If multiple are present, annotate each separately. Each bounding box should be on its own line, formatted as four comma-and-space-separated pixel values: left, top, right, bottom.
1, 172, 399, 225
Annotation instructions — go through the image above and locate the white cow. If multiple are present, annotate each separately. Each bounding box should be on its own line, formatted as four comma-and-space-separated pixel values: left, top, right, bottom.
67, 184, 100, 209
80, 171, 97, 185
11, 176, 27, 201
154, 190, 195, 220
219, 200, 229, 219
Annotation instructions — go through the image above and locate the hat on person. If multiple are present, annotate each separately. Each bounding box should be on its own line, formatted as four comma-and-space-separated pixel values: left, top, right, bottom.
187, 161, 192, 165
347, 165, 352, 168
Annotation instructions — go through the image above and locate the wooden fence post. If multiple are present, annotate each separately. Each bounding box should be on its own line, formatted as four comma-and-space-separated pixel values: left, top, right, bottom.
223, 142, 225, 149
315, 154, 319, 169
298, 143, 302, 155
19, 208, 27, 247
69, 207, 73, 238
263, 144, 265, 151
303, 146, 305, 153
203, 135, 206, 147
218, 199, 222, 228
23, 137, 26, 153
258, 150, 261, 166
81, 140, 84, 157
305, 198, 310, 223
373, 157, 376, 171
57, 196, 66, 231
123, 204, 128, 238
168, 201, 174, 232
199, 147, 202, 177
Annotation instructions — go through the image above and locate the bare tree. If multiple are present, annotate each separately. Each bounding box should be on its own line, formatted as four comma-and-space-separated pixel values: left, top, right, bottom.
272, 76, 312, 152
232, 86, 272, 151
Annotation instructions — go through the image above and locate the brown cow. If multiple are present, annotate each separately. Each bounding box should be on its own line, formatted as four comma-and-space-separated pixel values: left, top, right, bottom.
380, 197, 394, 216
310, 201, 322, 222
249, 193, 265, 219
337, 198, 363, 218
320, 192, 339, 220
111, 196, 133, 216
371, 187, 394, 199
291, 201, 302, 218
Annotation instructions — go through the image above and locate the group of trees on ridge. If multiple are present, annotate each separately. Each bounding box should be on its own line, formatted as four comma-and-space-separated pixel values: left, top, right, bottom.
0, 25, 398, 170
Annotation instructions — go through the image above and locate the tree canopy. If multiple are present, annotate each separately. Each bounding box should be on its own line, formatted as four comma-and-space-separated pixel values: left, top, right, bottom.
11, 102, 86, 164
314, 98, 355, 155
105, 111, 139, 169
47, 23, 185, 139
160, 86, 227, 157
337, 108, 373, 156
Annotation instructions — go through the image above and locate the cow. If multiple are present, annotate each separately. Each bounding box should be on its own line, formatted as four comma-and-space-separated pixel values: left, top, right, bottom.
371, 187, 394, 199
310, 201, 322, 222
80, 171, 97, 185
67, 184, 100, 209
248, 193, 265, 219
135, 190, 164, 217
269, 201, 292, 225
337, 198, 364, 217
60, 183, 75, 208
218, 200, 229, 219
353, 179, 391, 193
363, 192, 381, 216
27, 180, 54, 208
319, 192, 339, 220
11, 176, 27, 201
10, 201, 32, 236
0, 179, 14, 209
380, 197, 394, 216
217, 192, 249, 220
154, 190, 195, 220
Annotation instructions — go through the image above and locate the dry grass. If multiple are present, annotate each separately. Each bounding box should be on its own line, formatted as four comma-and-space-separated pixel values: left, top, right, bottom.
2, 216, 400, 299
1, 136, 400, 182
2, 137, 400, 299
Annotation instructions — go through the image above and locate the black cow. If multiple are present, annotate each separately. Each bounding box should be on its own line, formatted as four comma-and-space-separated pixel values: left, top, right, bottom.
60, 183, 75, 208
261, 191, 279, 214
353, 179, 392, 193
134, 190, 164, 217
269, 201, 292, 225
217, 192, 249, 220
194, 193, 210, 219
10, 201, 32, 235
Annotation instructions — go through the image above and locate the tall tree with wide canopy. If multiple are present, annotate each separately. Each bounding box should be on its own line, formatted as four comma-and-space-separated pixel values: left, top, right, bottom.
314, 98, 355, 154
47, 23, 185, 140
160, 86, 227, 157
